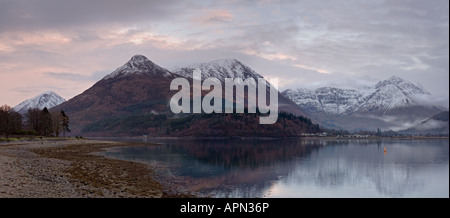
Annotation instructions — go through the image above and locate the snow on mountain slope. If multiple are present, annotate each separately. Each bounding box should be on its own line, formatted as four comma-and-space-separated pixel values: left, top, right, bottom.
172, 59, 263, 82
13, 91, 66, 114
358, 76, 431, 113
102, 55, 173, 80
171, 58, 306, 117
283, 87, 362, 115
282, 88, 322, 113
316, 87, 362, 115
282, 76, 444, 131
283, 76, 435, 115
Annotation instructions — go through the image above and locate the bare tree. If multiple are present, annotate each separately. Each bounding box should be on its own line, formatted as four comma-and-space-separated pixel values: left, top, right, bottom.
0, 105, 9, 137
0, 105, 22, 138
27, 108, 42, 134
51, 111, 62, 137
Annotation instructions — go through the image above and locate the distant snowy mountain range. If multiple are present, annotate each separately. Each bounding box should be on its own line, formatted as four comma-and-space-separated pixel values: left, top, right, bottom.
282, 76, 444, 131
282, 76, 434, 115
13, 91, 66, 114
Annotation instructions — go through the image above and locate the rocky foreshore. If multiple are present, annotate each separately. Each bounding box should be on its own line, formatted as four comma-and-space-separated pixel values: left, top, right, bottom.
0, 138, 190, 198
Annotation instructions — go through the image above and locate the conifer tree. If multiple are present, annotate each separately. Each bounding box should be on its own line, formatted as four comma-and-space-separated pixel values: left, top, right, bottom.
60, 110, 70, 137
40, 107, 53, 136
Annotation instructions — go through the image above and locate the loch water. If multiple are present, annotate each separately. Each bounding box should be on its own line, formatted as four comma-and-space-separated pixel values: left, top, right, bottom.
103, 138, 449, 198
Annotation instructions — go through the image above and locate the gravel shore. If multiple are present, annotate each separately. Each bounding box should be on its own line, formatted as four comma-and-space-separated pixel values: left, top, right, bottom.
0, 138, 173, 198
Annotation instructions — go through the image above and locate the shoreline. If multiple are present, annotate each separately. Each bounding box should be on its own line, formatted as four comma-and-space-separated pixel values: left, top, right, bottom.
0, 138, 195, 198
87, 136, 449, 143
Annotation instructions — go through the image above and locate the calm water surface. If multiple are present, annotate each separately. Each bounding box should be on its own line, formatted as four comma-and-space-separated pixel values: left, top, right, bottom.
103, 138, 449, 198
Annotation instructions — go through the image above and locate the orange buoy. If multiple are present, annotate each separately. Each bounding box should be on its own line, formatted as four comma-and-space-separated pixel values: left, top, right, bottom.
384, 147, 387, 154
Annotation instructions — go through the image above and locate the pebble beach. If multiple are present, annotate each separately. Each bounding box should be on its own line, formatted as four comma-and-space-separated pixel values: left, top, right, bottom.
0, 138, 183, 198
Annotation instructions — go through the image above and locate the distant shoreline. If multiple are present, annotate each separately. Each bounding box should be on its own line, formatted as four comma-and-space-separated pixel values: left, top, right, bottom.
86, 135, 449, 142
3, 134, 446, 144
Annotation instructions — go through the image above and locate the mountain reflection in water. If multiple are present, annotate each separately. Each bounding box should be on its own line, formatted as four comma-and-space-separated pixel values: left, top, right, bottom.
103, 138, 449, 198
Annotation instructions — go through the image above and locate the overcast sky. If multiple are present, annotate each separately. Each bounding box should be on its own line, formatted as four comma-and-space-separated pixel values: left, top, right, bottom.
0, 0, 448, 108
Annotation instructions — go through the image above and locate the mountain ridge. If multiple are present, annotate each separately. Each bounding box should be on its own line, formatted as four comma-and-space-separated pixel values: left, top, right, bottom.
51, 55, 179, 135
399, 111, 449, 135
51, 55, 312, 136
283, 76, 439, 115
172, 58, 263, 82
282, 76, 443, 131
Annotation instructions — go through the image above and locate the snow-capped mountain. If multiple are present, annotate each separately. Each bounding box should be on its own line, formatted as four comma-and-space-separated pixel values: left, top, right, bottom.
282, 76, 443, 131
52, 55, 178, 135
13, 91, 66, 114
102, 55, 173, 80
172, 58, 306, 117
283, 76, 435, 115
172, 59, 263, 82
284, 87, 363, 115
358, 76, 432, 113
52, 55, 308, 136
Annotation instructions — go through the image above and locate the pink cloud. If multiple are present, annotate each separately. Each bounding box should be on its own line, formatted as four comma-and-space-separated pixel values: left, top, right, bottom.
191, 9, 234, 24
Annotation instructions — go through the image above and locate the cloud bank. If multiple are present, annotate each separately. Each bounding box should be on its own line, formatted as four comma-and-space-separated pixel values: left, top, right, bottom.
0, 0, 448, 108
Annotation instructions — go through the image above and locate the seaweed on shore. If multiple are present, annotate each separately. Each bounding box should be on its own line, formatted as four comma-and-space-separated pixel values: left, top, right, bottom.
33, 142, 167, 198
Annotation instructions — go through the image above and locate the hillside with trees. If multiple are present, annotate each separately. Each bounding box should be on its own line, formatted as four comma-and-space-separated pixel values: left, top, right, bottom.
81, 111, 321, 137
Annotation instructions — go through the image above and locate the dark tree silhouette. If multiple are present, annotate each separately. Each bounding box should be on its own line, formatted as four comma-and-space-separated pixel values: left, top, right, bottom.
0, 105, 22, 138
27, 108, 42, 134
60, 110, 70, 137
40, 107, 53, 136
